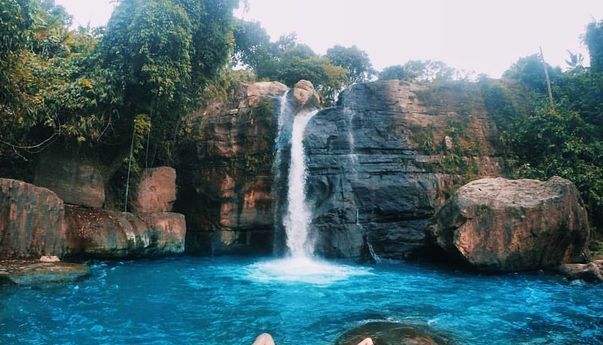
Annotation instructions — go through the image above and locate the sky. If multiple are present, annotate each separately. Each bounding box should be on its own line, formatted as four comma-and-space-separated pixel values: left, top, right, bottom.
55, 0, 603, 77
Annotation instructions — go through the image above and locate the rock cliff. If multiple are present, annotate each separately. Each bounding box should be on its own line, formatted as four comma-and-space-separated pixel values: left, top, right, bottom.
305, 80, 506, 260
177, 81, 288, 255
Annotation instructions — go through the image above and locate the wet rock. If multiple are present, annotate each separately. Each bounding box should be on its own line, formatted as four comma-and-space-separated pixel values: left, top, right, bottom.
0, 178, 66, 259
65, 206, 185, 258
131, 167, 177, 214
305, 80, 504, 260
291, 80, 320, 111
0, 260, 90, 286
430, 177, 590, 271
557, 261, 603, 282
336, 322, 451, 345
34, 149, 106, 208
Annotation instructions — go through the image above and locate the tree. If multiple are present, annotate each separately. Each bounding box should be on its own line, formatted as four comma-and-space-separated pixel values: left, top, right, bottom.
378, 65, 408, 80
503, 54, 561, 93
326, 45, 375, 84
403, 60, 455, 82
585, 20, 603, 73
231, 20, 348, 105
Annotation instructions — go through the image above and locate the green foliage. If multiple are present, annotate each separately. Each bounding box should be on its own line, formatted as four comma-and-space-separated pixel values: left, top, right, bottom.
232, 19, 349, 105
502, 54, 561, 93
379, 60, 458, 82
378, 65, 408, 80
502, 101, 603, 230
325, 45, 375, 84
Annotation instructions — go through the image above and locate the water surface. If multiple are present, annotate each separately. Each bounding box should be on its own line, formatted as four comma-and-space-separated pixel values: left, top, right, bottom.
1, 257, 602, 345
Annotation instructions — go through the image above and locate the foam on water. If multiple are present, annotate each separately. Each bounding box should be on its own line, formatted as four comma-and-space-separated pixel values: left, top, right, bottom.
246, 257, 373, 285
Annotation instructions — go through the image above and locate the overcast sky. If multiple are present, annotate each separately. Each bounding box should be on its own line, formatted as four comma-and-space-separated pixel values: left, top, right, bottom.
55, 0, 603, 77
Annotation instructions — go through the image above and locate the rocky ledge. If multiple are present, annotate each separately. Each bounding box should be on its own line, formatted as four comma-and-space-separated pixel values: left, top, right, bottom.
0, 259, 90, 286
557, 260, 603, 282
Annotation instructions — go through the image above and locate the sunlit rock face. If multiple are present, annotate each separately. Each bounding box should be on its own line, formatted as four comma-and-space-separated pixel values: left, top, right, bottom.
305, 80, 506, 260
131, 167, 177, 214
177, 81, 288, 255
430, 177, 590, 272
64, 206, 185, 258
0, 178, 66, 259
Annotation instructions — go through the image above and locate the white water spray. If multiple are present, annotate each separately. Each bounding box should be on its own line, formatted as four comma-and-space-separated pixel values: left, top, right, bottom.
283, 110, 318, 257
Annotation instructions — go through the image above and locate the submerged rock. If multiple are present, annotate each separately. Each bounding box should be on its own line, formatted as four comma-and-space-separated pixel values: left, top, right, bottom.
430, 177, 590, 271
131, 167, 177, 214
65, 206, 185, 258
0, 178, 66, 259
0, 260, 90, 285
336, 322, 451, 345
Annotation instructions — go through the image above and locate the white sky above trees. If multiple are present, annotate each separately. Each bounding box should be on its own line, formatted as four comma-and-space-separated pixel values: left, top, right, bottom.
56, 0, 603, 77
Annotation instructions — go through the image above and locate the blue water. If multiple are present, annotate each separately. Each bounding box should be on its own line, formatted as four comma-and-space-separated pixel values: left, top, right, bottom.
1, 257, 602, 345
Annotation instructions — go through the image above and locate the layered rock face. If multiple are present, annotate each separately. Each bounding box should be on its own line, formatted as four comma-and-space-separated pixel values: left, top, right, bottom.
177, 81, 288, 254
0, 179, 66, 258
430, 177, 590, 271
65, 206, 185, 258
34, 148, 106, 208
305, 80, 505, 260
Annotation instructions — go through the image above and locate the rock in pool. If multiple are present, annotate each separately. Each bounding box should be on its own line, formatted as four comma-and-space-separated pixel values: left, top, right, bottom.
0, 260, 91, 286
336, 322, 452, 345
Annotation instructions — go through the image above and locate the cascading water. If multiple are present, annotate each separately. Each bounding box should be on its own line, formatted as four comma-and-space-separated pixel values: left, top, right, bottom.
247, 89, 372, 284
283, 109, 318, 257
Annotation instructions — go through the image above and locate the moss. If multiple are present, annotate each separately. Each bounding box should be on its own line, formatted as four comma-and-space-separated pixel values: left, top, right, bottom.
409, 124, 438, 154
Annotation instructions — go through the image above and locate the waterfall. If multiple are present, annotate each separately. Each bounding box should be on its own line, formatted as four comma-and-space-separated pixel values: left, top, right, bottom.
283, 109, 318, 257
247, 89, 372, 284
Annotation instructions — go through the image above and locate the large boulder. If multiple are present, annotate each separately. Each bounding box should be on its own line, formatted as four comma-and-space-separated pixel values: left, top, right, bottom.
430, 177, 590, 271
65, 206, 185, 258
247, 81, 288, 108
291, 80, 320, 112
131, 167, 177, 214
0, 178, 66, 258
34, 149, 106, 208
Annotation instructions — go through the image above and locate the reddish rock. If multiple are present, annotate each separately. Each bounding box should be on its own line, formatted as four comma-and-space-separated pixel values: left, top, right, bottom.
291, 80, 320, 111
246, 81, 288, 108
179, 81, 281, 255
557, 261, 603, 282
0, 178, 66, 259
34, 150, 106, 208
430, 177, 590, 271
131, 167, 177, 214
65, 206, 185, 258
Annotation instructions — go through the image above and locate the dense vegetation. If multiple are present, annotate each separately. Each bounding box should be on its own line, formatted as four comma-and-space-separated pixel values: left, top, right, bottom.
1, 0, 602, 237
